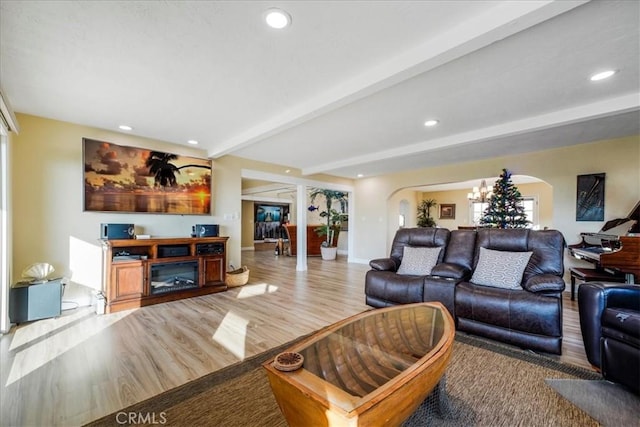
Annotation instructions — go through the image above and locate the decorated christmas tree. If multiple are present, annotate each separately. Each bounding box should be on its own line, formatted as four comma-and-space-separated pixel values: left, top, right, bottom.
480, 169, 529, 228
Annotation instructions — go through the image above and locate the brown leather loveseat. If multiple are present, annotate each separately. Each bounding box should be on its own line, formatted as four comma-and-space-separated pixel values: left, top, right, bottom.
365, 227, 566, 354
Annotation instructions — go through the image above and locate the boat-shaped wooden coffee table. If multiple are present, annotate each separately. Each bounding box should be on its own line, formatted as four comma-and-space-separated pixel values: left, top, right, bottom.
263, 302, 455, 426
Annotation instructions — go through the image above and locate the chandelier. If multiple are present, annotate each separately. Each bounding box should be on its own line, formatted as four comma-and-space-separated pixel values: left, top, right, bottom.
467, 179, 493, 202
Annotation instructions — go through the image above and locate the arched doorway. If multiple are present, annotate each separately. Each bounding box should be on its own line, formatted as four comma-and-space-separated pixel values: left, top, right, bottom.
386, 175, 552, 251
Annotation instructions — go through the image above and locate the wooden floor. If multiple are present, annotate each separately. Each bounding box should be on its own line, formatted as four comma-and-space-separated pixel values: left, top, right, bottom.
0, 251, 593, 426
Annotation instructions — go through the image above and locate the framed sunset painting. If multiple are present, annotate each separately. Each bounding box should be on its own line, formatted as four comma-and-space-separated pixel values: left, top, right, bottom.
83, 138, 212, 214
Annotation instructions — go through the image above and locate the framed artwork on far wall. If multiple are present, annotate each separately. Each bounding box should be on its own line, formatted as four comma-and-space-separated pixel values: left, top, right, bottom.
439, 204, 456, 220
254, 203, 290, 240
576, 173, 605, 221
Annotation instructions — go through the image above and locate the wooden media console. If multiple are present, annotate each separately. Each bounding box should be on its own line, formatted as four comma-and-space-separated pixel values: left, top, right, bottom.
101, 236, 229, 313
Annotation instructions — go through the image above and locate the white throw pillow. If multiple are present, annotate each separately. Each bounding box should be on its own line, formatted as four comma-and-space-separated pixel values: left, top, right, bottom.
397, 246, 442, 275
471, 247, 532, 289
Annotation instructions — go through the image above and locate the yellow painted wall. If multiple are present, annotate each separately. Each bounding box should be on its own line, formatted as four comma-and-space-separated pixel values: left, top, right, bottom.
8, 113, 640, 303
8, 112, 352, 302
355, 135, 640, 264
418, 181, 553, 230
241, 200, 255, 248
9, 114, 221, 303
197, 154, 353, 261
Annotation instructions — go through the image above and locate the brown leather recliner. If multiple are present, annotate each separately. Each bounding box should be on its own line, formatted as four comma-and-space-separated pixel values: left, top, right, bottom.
365, 228, 477, 318
578, 282, 640, 394
365, 228, 450, 307
455, 229, 566, 354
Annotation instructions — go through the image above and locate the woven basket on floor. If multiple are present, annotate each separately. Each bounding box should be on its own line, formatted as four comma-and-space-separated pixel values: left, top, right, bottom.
226, 266, 249, 287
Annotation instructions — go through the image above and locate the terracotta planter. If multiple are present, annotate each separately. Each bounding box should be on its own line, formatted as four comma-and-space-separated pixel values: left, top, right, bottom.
320, 246, 337, 260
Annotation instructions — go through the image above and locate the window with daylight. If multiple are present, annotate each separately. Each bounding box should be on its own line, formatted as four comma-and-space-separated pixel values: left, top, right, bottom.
469, 201, 490, 225
470, 196, 538, 228
399, 199, 409, 228
520, 197, 537, 228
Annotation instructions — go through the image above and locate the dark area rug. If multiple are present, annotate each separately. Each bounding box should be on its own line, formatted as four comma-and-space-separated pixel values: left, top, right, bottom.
546, 379, 640, 427
87, 333, 604, 427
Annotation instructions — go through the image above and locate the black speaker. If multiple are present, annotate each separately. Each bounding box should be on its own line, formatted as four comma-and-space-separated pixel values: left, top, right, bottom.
194, 224, 219, 237
101, 223, 135, 240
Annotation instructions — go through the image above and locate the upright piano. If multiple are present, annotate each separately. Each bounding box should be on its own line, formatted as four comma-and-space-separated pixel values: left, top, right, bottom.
569, 201, 640, 284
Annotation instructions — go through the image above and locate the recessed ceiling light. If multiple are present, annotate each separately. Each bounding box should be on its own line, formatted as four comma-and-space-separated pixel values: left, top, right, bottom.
590, 70, 617, 81
357, 173, 364, 178
285, 169, 291, 173
187, 140, 199, 145
118, 125, 133, 131
424, 119, 439, 127
265, 8, 291, 29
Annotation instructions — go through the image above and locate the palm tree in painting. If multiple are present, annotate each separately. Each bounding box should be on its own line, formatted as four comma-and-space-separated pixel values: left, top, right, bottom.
146, 152, 179, 187
145, 151, 211, 188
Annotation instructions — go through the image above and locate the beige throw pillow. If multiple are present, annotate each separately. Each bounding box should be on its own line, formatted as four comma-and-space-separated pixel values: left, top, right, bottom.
471, 247, 532, 289
397, 246, 442, 276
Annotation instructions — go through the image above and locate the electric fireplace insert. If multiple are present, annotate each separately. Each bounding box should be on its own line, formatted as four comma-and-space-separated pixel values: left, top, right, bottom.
150, 261, 199, 295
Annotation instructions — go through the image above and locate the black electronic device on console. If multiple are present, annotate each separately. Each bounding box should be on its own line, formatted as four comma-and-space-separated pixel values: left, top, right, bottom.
158, 245, 190, 258
113, 254, 142, 261
196, 243, 225, 255
101, 223, 135, 240
193, 224, 219, 237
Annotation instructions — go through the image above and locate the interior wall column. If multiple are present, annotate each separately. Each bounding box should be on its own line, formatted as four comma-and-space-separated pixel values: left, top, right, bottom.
295, 184, 308, 271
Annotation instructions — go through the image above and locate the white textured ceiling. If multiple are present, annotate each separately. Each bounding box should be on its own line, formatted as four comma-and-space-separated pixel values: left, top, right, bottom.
1, 1, 638, 178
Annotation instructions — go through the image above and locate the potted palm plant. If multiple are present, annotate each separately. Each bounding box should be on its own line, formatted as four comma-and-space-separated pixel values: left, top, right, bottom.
417, 198, 437, 227
309, 188, 348, 260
